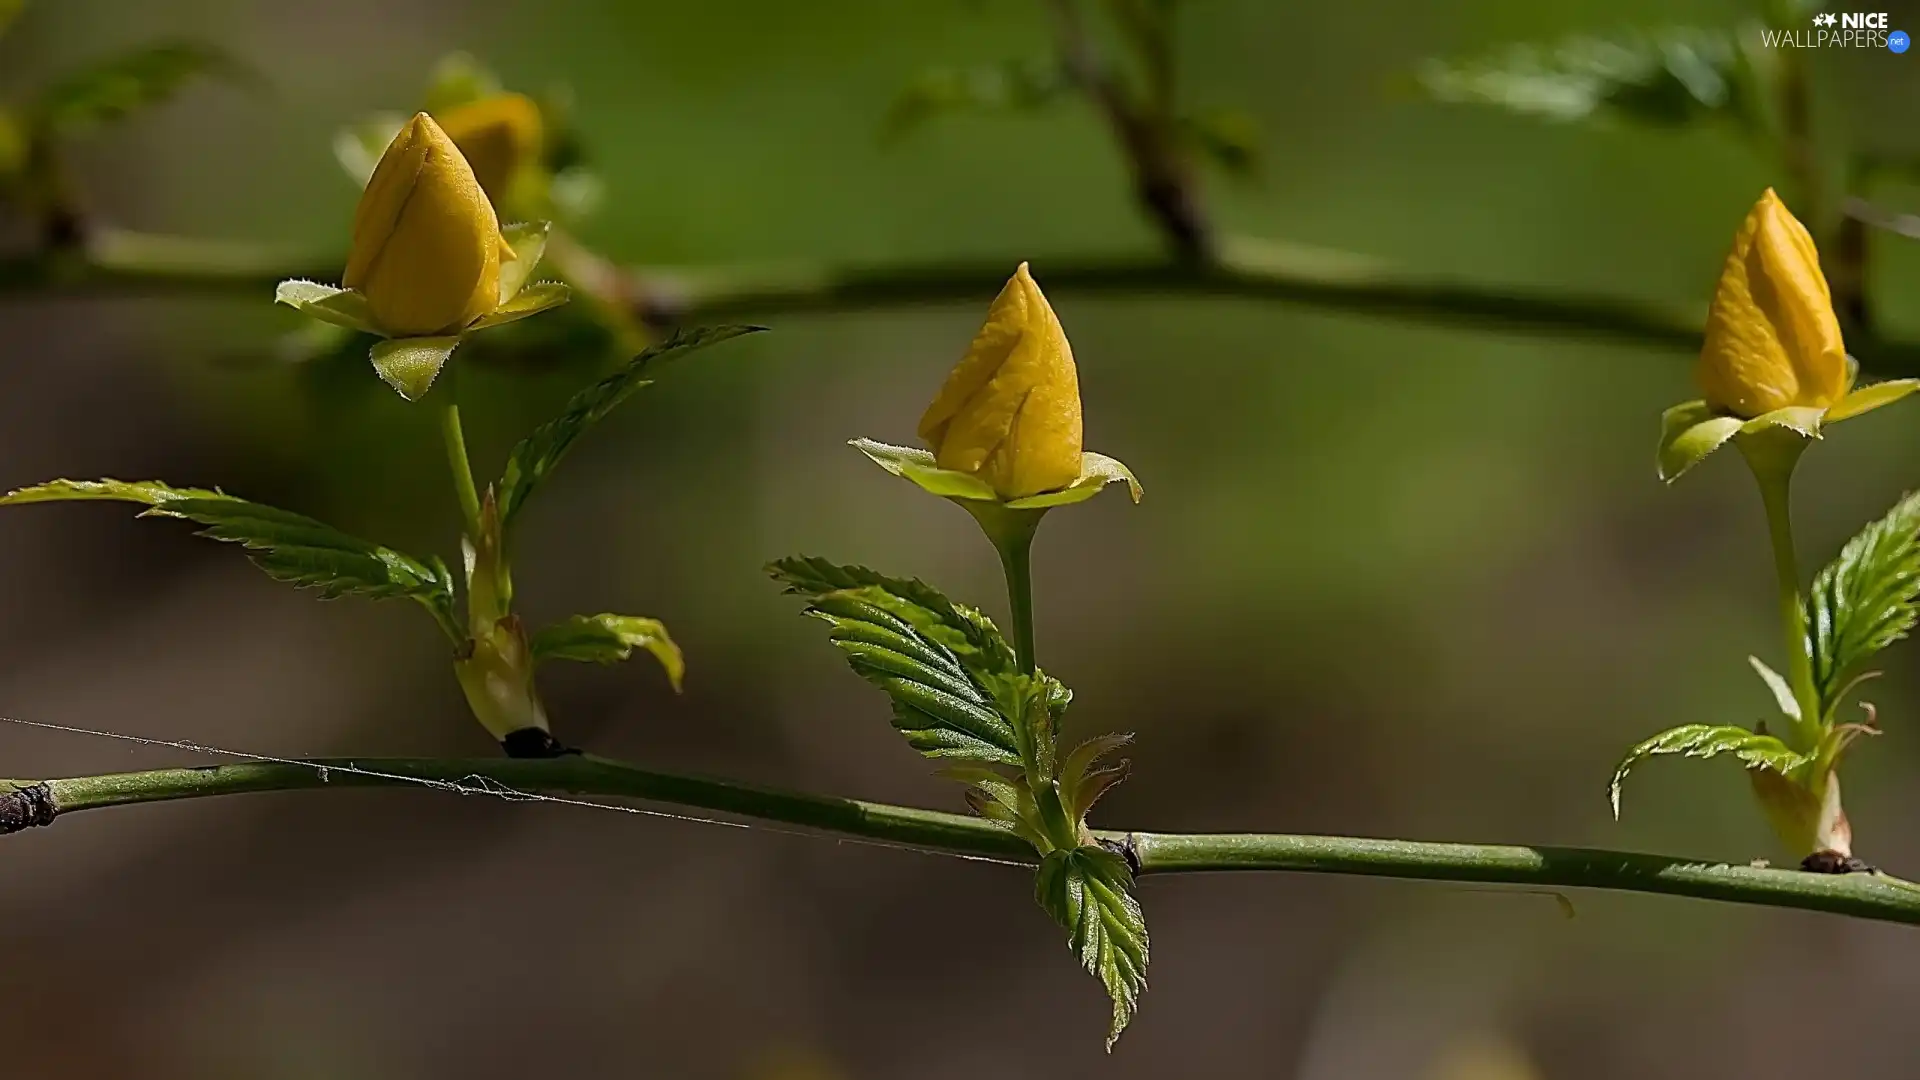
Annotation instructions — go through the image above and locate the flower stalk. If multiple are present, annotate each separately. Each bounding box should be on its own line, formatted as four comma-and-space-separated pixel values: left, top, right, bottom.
967, 502, 1046, 674
1738, 434, 1821, 750
440, 397, 484, 540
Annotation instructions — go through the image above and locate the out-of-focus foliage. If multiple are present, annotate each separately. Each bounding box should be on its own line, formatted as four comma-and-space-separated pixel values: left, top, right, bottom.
1419, 29, 1767, 133
34, 41, 256, 136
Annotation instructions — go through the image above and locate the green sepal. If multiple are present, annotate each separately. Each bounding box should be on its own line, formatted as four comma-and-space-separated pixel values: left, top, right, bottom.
1006, 453, 1143, 509
851, 439, 997, 499
471, 281, 570, 331
851, 439, 1143, 507
1740, 405, 1825, 440
497, 325, 765, 527
1657, 400, 1825, 483
1656, 401, 1740, 483
1828, 378, 1920, 422
1035, 845, 1149, 1050
275, 280, 379, 336
530, 613, 685, 692
369, 336, 460, 401
497, 221, 551, 304
0, 478, 459, 638
1609, 722, 1811, 819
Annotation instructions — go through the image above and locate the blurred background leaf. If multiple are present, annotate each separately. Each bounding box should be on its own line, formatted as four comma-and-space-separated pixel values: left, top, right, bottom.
33, 40, 260, 137
1417, 28, 1766, 134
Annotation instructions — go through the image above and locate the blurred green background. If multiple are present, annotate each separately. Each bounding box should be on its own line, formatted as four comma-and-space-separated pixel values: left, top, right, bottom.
4, 0, 1920, 1076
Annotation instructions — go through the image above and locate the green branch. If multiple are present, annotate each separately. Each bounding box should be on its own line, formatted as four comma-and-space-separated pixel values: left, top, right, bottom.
7, 755, 1920, 925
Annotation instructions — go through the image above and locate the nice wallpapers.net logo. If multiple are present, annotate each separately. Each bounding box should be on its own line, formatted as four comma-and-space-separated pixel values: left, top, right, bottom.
1762, 11, 1909, 50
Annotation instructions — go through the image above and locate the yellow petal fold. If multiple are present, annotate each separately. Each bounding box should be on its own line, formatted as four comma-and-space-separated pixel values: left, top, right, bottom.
917, 263, 1083, 499
343, 112, 508, 338
1696, 188, 1849, 418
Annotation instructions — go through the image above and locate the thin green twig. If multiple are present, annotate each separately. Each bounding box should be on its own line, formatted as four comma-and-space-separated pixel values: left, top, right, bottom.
6, 756, 1920, 926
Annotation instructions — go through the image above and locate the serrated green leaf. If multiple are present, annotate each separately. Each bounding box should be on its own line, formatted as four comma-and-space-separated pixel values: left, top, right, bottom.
1809, 490, 1920, 711
769, 556, 1018, 683
35, 41, 258, 135
770, 558, 1027, 764
369, 336, 460, 401
471, 281, 570, 331
1035, 846, 1148, 1050
530, 613, 683, 691
0, 479, 457, 635
1609, 723, 1809, 818
1419, 28, 1760, 131
497, 325, 764, 527
883, 58, 1068, 141
802, 590, 1020, 763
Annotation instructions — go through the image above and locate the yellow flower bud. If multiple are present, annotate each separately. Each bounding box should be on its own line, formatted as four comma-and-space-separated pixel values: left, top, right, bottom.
436, 93, 544, 206
343, 112, 509, 338
1696, 189, 1849, 418
918, 263, 1083, 499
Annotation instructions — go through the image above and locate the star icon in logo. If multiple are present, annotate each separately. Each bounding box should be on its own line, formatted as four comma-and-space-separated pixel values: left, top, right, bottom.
1814, 12, 1838, 26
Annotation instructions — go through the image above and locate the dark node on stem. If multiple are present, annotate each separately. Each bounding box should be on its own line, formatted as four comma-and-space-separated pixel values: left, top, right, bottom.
1100, 833, 1143, 877
501, 728, 579, 759
1801, 850, 1876, 875
0, 783, 57, 835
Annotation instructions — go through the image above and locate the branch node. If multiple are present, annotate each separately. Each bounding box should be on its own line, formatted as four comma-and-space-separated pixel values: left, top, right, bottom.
1801, 849, 1876, 875
1100, 832, 1143, 876
0, 783, 57, 834
500, 728, 580, 760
